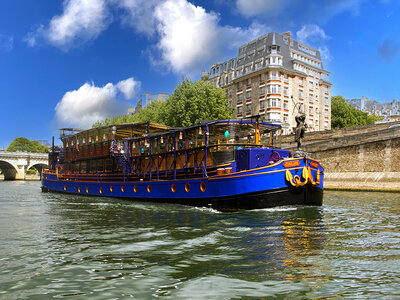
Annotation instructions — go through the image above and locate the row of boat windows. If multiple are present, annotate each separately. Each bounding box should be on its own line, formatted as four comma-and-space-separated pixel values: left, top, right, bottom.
63, 124, 276, 152
61, 182, 207, 194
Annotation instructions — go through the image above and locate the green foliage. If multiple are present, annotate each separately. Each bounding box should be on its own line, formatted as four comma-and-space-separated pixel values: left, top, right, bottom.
7, 137, 48, 153
331, 96, 384, 129
93, 79, 233, 128
159, 79, 233, 127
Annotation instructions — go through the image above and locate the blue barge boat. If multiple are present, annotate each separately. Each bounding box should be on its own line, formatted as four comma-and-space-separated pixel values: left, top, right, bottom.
42, 120, 324, 211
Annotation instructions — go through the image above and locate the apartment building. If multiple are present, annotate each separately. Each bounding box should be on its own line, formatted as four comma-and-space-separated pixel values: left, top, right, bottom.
207, 32, 332, 134
346, 97, 400, 121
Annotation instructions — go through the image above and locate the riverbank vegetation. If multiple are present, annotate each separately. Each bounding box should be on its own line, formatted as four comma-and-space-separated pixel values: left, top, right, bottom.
7, 138, 47, 153
331, 96, 384, 129
93, 79, 233, 128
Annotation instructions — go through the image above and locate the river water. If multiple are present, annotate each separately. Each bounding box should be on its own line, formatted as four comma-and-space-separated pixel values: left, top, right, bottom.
0, 181, 399, 299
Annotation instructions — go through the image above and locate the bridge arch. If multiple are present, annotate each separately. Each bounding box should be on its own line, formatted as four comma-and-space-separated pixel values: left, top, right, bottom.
0, 160, 19, 180
27, 163, 49, 177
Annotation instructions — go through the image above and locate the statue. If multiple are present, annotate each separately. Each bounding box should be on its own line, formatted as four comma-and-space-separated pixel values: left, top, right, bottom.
294, 113, 307, 150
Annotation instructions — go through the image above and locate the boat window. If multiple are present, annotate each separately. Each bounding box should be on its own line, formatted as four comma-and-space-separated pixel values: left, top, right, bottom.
105, 159, 112, 172
167, 135, 175, 152
97, 159, 105, 172
90, 160, 97, 173
151, 138, 158, 154
80, 161, 87, 173
159, 135, 167, 153
186, 130, 196, 148
177, 132, 185, 150
196, 128, 204, 146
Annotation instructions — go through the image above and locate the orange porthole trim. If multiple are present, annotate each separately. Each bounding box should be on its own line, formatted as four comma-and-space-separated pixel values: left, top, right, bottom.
78, 187, 81, 193
200, 182, 206, 192
110, 185, 113, 192
99, 187, 103, 194
147, 185, 152, 193
171, 184, 176, 193
86, 187, 89, 193
63, 185, 66, 191
133, 185, 137, 193
121, 185, 125, 192
185, 183, 190, 193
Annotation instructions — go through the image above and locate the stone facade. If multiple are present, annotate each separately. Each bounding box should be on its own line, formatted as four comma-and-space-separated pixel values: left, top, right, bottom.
206, 32, 332, 134
279, 122, 400, 191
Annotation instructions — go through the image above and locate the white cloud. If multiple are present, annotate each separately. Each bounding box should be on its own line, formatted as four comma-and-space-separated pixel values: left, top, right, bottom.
27, 0, 109, 50
55, 77, 140, 128
114, 0, 160, 36
152, 0, 269, 74
25, 0, 269, 74
0, 34, 14, 51
117, 77, 140, 99
296, 24, 329, 44
235, 0, 367, 23
318, 46, 333, 62
235, 0, 286, 18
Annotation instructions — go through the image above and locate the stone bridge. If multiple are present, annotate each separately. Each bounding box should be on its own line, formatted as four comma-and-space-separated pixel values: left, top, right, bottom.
0, 151, 48, 180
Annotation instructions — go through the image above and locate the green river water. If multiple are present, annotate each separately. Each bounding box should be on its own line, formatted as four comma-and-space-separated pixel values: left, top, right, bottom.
0, 181, 399, 299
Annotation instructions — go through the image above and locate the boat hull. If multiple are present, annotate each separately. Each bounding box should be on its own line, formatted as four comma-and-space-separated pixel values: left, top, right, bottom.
42, 158, 324, 211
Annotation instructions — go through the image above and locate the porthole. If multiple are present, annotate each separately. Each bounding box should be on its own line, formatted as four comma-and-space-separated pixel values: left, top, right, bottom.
185, 183, 190, 193
110, 185, 113, 192
147, 184, 152, 193
86, 187, 89, 193
121, 185, 125, 192
171, 184, 176, 193
78, 187, 81, 193
133, 185, 137, 193
64, 185, 66, 191
200, 182, 206, 192
99, 187, 103, 194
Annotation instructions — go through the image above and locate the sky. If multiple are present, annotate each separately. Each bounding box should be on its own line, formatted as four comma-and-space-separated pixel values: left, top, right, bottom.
0, 0, 399, 147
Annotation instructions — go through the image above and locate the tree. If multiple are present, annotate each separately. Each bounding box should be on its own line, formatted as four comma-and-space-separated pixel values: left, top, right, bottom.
159, 79, 233, 127
7, 138, 47, 153
331, 96, 384, 129
93, 79, 233, 128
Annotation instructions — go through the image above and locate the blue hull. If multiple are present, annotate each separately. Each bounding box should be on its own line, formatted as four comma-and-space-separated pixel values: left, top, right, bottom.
42, 158, 323, 211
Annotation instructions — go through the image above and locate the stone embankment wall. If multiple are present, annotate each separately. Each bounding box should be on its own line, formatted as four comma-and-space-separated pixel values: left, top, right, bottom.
278, 121, 400, 191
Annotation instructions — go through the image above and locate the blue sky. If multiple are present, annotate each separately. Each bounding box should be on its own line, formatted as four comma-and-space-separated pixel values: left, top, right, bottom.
0, 0, 399, 147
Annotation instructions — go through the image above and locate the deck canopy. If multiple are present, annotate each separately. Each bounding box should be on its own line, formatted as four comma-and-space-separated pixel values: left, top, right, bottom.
125, 119, 281, 156
60, 122, 171, 148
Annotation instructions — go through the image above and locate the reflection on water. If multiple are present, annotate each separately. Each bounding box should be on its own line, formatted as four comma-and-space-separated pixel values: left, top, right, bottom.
0, 181, 399, 299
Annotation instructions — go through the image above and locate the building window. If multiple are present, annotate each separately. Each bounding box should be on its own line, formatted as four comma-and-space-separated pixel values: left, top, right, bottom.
238, 93, 243, 102
247, 91, 251, 99
324, 86, 328, 94
260, 100, 265, 110
260, 73, 265, 83
238, 81, 243, 89
284, 73, 288, 82
299, 77, 303, 86
270, 71, 279, 80
260, 87, 265, 95
308, 82, 313, 90
229, 101, 232, 110
309, 94, 313, 102
237, 106, 243, 115
269, 98, 280, 108
309, 107, 313, 115
247, 78, 251, 86
284, 87, 288, 97
246, 104, 251, 113
325, 97, 329, 105
284, 115, 288, 123
269, 84, 280, 94
284, 101, 289, 110
299, 90, 303, 99
229, 88, 232, 97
